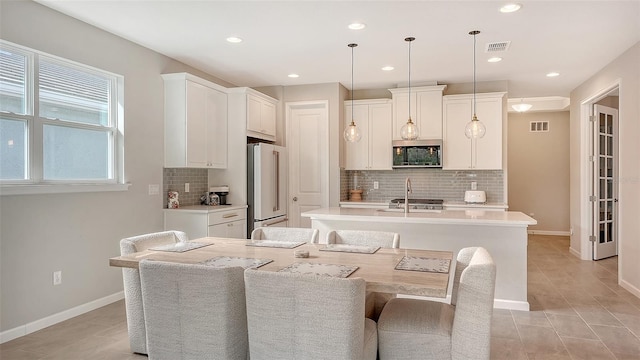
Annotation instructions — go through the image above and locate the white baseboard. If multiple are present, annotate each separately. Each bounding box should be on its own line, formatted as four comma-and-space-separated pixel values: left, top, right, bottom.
0, 291, 124, 344
397, 294, 529, 311
527, 230, 571, 236
620, 279, 640, 299
569, 247, 584, 259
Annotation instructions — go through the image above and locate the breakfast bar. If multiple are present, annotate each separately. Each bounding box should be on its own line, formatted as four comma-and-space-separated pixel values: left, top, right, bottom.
302, 207, 537, 311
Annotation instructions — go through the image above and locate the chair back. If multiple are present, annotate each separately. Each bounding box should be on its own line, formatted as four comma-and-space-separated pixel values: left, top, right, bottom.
326, 230, 400, 248
119, 230, 187, 354
139, 260, 248, 360
251, 227, 319, 243
450, 247, 496, 360
244, 269, 366, 360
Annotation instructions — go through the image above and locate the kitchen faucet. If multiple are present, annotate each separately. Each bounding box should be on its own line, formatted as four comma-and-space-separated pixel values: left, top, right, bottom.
404, 177, 412, 214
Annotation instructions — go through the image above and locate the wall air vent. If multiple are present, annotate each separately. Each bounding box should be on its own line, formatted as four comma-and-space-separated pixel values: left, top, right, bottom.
530, 121, 549, 132
485, 41, 511, 52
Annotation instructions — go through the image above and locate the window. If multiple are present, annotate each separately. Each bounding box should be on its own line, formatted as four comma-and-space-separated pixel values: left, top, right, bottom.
0, 41, 126, 194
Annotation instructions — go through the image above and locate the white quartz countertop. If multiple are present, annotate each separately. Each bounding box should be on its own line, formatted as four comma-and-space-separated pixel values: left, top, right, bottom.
163, 204, 247, 213
339, 201, 508, 209
303, 207, 536, 227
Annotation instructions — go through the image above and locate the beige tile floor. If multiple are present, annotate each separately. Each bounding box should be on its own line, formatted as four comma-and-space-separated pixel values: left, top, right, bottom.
1, 235, 639, 359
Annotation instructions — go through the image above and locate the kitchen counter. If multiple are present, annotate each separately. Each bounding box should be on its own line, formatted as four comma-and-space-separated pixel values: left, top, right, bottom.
311, 207, 532, 226
163, 204, 247, 213
339, 200, 509, 210
302, 207, 536, 311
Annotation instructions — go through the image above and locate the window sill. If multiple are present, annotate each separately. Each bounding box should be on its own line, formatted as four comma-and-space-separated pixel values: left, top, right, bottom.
0, 183, 131, 196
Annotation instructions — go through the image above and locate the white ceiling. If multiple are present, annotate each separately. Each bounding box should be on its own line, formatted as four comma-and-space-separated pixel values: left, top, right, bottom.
35, 0, 640, 98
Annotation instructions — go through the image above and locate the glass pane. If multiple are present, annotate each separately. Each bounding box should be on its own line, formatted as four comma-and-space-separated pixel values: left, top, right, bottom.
599, 179, 606, 199
607, 135, 613, 157
43, 124, 110, 180
599, 157, 605, 177
0, 118, 27, 180
0, 47, 28, 114
599, 201, 605, 221
607, 179, 613, 199
606, 114, 613, 135
599, 113, 606, 133
606, 222, 612, 243
607, 158, 613, 177
39, 58, 110, 126
599, 223, 605, 243
599, 135, 605, 155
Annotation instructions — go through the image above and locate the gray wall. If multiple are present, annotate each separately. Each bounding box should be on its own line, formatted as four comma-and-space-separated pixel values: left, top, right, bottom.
0, 0, 235, 332
570, 42, 639, 294
508, 111, 570, 233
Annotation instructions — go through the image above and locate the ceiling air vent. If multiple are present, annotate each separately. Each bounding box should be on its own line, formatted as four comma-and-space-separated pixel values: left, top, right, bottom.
485, 41, 511, 52
530, 121, 549, 132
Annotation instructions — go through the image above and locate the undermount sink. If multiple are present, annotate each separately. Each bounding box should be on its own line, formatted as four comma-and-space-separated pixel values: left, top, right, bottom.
376, 208, 442, 214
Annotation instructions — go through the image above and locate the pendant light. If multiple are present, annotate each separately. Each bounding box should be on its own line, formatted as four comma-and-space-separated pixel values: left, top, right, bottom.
343, 43, 362, 142
400, 37, 419, 140
464, 30, 487, 139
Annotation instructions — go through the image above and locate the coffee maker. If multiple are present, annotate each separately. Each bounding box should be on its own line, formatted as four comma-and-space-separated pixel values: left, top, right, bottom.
210, 186, 230, 205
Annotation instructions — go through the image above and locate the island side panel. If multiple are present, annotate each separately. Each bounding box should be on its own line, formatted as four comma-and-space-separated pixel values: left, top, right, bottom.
311, 218, 529, 311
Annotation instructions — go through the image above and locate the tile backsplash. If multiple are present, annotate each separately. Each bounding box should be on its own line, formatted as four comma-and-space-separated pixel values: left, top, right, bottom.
341, 168, 504, 203
163, 168, 209, 207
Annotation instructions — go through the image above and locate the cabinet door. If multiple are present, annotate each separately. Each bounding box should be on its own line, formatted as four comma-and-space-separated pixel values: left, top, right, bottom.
261, 101, 276, 137
247, 95, 262, 133
344, 104, 369, 170
206, 87, 228, 168
443, 98, 473, 170
416, 90, 443, 139
392, 92, 417, 140
368, 103, 393, 170
185, 80, 209, 167
474, 97, 503, 169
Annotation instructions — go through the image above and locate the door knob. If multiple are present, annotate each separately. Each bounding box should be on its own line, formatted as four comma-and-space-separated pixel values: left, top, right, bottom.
293, 197, 298, 202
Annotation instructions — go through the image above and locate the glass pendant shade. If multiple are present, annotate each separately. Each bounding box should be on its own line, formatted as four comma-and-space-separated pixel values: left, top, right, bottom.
401, 37, 419, 140
464, 114, 487, 139
344, 120, 362, 142
401, 118, 419, 140
344, 43, 361, 143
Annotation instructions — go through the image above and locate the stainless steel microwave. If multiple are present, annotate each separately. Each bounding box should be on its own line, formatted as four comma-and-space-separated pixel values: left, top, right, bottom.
392, 139, 442, 168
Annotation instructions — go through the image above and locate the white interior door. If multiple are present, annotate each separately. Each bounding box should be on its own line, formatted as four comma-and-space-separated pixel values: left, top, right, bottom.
286, 101, 329, 228
592, 104, 619, 260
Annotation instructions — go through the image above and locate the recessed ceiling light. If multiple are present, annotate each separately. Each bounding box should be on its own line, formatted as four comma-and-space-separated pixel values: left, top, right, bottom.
381, 66, 394, 71
488, 57, 502, 63
348, 23, 366, 30
226, 37, 243, 43
546, 72, 560, 77
500, 3, 522, 13
288, 73, 299, 78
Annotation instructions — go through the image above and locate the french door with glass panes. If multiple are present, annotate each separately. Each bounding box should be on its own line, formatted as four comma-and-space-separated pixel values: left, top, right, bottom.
592, 104, 618, 260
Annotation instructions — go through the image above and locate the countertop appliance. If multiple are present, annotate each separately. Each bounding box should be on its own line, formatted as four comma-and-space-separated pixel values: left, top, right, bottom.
247, 143, 288, 236
392, 139, 442, 168
389, 198, 444, 210
210, 185, 230, 205
464, 190, 487, 204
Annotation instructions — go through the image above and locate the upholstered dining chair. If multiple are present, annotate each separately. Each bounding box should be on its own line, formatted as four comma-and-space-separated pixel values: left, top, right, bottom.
244, 269, 377, 360
139, 260, 248, 360
326, 229, 400, 320
119, 230, 187, 354
251, 226, 319, 243
325, 229, 400, 248
377, 247, 497, 360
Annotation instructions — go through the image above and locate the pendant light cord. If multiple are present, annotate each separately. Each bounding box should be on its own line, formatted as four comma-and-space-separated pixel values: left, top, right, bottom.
472, 31, 478, 118
408, 38, 411, 117
351, 43, 354, 123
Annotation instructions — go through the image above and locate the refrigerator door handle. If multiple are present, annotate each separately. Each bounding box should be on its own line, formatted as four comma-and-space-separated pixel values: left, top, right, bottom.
262, 217, 288, 227
273, 150, 280, 212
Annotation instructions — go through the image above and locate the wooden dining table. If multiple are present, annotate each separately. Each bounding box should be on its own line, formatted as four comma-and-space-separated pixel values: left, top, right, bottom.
109, 237, 454, 298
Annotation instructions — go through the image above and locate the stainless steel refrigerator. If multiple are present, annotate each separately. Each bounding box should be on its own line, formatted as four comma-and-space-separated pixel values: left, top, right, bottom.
247, 143, 288, 237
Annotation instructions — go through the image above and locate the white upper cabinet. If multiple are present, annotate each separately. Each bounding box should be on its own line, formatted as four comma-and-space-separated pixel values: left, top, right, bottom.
344, 99, 393, 170
163, 73, 228, 169
443, 92, 506, 170
242, 89, 277, 141
388, 85, 447, 140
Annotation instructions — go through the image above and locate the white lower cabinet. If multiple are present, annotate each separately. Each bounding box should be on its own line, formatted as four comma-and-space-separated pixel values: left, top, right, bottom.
164, 205, 247, 239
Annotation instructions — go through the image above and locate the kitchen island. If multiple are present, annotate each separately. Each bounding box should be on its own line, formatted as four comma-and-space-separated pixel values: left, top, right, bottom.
302, 207, 537, 311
